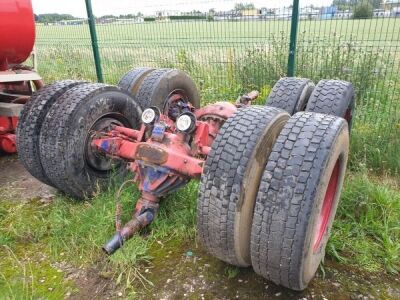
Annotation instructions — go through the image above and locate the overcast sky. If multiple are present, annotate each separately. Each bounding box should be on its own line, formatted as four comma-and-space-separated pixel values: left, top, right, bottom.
32, 0, 333, 18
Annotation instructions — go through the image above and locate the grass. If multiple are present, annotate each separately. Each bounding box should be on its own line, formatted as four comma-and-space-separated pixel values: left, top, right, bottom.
328, 172, 400, 274
0, 180, 199, 297
1, 172, 399, 297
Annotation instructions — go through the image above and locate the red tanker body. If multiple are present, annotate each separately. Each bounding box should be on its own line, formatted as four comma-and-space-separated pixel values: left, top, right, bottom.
0, 0, 43, 153
0, 0, 36, 71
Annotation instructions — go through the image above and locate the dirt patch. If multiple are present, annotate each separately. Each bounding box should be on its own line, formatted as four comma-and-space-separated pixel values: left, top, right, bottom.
0, 155, 119, 299
135, 240, 400, 300
0, 155, 55, 201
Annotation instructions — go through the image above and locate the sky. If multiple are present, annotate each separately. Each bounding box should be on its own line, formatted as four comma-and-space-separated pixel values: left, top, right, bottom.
32, 0, 333, 18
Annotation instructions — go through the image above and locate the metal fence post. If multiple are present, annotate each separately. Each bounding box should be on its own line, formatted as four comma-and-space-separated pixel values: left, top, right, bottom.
287, 0, 300, 77
85, 0, 104, 82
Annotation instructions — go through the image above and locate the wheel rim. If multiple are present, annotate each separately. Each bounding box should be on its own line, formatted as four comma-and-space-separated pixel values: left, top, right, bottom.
163, 89, 191, 120
313, 159, 340, 252
85, 113, 128, 173
344, 107, 352, 124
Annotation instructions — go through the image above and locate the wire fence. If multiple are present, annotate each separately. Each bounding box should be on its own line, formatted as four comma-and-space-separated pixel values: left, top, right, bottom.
34, 0, 400, 173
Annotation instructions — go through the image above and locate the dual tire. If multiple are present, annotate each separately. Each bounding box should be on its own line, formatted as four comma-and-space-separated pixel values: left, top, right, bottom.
17, 82, 142, 198
197, 108, 350, 290
266, 77, 355, 129
17, 67, 200, 198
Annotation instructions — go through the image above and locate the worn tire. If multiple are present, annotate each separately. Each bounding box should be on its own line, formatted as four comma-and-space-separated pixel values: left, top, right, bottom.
250, 112, 349, 291
118, 67, 155, 98
266, 77, 314, 115
305, 79, 355, 129
39, 83, 142, 199
197, 106, 289, 267
16, 80, 86, 186
136, 68, 200, 113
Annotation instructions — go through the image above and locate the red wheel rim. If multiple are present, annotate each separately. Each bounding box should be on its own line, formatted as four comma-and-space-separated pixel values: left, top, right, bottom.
313, 160, 340, 252
344, 107, 352, 124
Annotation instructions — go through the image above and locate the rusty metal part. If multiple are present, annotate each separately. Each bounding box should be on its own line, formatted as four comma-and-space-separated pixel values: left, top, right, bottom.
236, 90, 260, 105
103, 210, 156, 255
136, 144, 168, 165
104, 192, 160, 255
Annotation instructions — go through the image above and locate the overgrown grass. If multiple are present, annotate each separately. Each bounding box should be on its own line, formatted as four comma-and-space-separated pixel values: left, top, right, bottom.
0, 181, 198, 296
1, 172, 398, 297
327, 172, 400, 274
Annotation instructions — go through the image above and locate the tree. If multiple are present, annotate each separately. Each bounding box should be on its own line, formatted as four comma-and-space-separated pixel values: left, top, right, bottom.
371, 0, 382, 9
35, 13, 75, 23
353, 2, 373, 19
234, 3, 255, 11
332, 0, 381, 10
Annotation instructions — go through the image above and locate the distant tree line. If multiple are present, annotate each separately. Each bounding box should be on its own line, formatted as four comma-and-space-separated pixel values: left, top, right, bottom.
35, 13, 76, 23
332, 0, 382, 19
332, 0, 381, 9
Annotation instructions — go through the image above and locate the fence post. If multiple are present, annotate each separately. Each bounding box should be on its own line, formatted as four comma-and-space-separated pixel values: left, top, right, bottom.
287, 0, 300, 77
85, 0, 104, 82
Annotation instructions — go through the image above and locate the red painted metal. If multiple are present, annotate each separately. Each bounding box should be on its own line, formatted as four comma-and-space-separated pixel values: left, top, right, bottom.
313, 160, 340, 252
0, 116, 17, 133
100, 92, 258, 254
93, 132, 204, 178
0, 0, 35, 71
195, 102, 237, 121
0, 116, 17, 153
0, 133, 17, 153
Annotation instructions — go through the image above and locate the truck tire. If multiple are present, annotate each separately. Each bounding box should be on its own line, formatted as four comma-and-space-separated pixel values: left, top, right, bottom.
118, 67, 155, 98
16, 80, 86, 186
305, 79, 355, 130
250, 112, 349, 291
197, 106, 289, 267
39, 83, 142, 199
136, 68, 200, 119
266, 77, 314, 115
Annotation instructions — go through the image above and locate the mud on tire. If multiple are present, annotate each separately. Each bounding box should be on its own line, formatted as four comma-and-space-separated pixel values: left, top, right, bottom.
118, 67, 155, 98
250, 112, 349, 290
266, 77, 314, 115
39, 83, 142, 199
16, 80, 87, 186
197, 106, 289, 267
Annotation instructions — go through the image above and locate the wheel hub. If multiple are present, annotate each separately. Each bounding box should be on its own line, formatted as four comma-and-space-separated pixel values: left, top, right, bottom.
86, 116, 124, 172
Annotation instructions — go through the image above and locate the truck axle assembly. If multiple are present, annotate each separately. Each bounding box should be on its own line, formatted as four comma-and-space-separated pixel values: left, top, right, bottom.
17, 68, 354, 291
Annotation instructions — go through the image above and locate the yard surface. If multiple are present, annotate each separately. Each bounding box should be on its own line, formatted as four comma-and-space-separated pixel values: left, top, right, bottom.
1, 155, 399, 299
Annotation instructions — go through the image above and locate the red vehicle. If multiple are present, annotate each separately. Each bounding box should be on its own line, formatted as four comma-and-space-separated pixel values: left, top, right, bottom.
17, 65, 354, 290
0, 0, 43, 153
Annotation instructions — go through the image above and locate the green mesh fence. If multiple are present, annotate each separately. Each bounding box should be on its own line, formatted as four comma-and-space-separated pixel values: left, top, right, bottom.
34, 0, 400, 174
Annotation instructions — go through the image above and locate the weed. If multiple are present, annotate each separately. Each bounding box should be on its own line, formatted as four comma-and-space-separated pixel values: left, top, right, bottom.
327, 172, 400, 273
